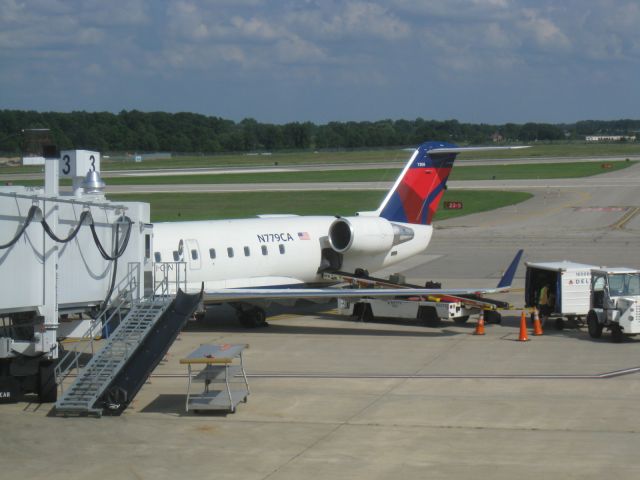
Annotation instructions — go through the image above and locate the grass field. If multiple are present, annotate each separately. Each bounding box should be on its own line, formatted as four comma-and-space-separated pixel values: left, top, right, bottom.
2, 142, 639, 174
109, 190, 533, 222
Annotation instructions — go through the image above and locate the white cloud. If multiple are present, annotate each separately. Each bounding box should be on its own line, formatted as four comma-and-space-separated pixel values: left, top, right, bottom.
2, 0, 640, 122
518, 8, 571, 52
285, 2, 410, 40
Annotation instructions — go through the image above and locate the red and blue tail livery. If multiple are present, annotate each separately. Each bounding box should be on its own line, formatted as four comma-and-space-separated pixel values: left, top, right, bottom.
377, 141, 459, 225
376, 142, 529, 225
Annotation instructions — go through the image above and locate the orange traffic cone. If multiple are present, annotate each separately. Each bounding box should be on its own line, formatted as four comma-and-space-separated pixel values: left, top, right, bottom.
474, 311, 486, 335
532, 308, 544, 336
518, 310, 529, 342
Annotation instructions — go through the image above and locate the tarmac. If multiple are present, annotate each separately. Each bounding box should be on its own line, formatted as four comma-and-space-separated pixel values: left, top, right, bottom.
1, 162, 640, 480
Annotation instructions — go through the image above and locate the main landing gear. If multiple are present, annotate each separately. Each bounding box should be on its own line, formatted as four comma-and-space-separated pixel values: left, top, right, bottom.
236, 306, 269, 328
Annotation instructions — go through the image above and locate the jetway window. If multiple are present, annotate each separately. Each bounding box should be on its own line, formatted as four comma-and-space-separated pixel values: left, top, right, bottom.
244, 246, 250, 257
154, 252, 161, 262
261, 245, 268, 256
209, 248, 216, 259
191, 249, 198, 260
227, 247, 234, 258
173, 250, 180, 261
279, 244, 285, 254
145, 234, 151, 259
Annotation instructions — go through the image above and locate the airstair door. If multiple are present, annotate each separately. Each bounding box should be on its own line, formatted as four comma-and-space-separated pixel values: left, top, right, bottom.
184, 238, 201, 270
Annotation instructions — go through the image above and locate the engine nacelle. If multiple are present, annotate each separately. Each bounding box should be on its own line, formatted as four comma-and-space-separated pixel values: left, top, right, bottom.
329, 216, 413, 254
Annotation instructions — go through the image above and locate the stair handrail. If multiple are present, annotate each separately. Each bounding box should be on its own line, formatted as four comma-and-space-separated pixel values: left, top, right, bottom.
54, 262, 142, 394
153, 261, 187, 298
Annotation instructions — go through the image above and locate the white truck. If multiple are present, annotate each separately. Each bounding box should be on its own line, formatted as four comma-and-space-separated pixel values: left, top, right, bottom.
587, 267, 640, 342
337, 297, 502, 325
525, 261, 596, 329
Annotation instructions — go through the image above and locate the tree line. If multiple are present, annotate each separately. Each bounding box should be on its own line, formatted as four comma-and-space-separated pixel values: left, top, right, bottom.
0, 109, 638, 155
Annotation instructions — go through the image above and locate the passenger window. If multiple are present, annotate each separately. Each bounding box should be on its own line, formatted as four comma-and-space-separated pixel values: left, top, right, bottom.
172, 250, 179, 261
279, 244, 285, 254
154, 252, 161, 262
261, 245, 268, 256
209, 248, 216, 259
227, 247, 234, 258
244, 246, 250, 257
191, 249, 198, 260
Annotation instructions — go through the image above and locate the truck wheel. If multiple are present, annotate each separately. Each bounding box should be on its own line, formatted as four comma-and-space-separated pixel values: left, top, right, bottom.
418, 306, 439, 326
555, 318, 565, 331
587, 311, 603, 339
359, 304, 373, 322
38, 361, 57, 403
453, 315, 470, 324
485, 311, 502, 324
611, 325, 624, 343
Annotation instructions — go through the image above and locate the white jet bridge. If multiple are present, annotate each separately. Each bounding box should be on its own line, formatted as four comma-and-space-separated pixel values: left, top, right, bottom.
0, 151, 201, 415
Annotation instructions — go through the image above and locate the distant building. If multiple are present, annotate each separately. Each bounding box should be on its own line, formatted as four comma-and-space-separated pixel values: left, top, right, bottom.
22, 156, 45, 165
491, 132, 504, 143
585, 135, 636, 142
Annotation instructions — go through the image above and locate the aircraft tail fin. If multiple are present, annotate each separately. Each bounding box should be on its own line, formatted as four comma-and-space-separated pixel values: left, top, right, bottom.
376, 142, 530, 225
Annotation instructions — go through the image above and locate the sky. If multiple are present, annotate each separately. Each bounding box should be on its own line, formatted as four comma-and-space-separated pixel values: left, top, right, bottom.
1, 0, 639, 124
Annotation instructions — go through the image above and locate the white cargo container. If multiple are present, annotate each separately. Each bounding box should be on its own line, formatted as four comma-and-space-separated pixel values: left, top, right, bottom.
525, 261, 598, 328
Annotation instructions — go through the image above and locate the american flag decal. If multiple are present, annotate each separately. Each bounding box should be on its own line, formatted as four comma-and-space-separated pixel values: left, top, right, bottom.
298, 231, 310, 240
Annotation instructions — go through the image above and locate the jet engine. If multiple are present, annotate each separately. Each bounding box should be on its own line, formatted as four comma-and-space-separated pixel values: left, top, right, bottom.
328, 216, 414, 254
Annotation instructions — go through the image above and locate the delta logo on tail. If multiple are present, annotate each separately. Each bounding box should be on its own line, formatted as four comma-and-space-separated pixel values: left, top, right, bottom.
376, 142, 530, 225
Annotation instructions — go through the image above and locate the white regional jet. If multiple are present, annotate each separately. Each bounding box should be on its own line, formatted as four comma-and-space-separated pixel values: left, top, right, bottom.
153, 141, 527, 326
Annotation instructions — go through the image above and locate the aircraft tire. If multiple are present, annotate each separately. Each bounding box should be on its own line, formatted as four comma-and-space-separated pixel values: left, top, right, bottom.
239, 308, 268, 328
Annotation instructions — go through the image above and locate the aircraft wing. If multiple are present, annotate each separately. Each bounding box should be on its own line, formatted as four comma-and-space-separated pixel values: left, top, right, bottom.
200, 250, 523, 305
202, 285, 508, 303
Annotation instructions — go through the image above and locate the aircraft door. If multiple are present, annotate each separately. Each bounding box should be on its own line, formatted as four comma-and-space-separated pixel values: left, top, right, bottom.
183, 238, 201, 270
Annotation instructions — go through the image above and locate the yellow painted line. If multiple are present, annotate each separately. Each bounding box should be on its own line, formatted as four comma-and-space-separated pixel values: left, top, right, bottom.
612, 206, 640, 230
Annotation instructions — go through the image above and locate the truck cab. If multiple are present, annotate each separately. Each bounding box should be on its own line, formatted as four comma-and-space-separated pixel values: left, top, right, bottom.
588, 268, 640, 342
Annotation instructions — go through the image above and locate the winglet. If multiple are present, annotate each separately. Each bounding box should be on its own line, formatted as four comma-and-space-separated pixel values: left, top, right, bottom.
496, 249, 523, 289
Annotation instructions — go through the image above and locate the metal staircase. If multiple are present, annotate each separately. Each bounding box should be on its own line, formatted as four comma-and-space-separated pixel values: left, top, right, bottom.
53, 261, 191, 416
55, 297, 173, 415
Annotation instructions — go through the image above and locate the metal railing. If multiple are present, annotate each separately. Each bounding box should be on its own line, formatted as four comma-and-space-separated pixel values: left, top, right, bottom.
153, 262, 187, 298
54, 262, 141, 394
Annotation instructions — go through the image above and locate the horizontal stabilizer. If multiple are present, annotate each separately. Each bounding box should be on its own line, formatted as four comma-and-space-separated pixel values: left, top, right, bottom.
429, 146, 530, 154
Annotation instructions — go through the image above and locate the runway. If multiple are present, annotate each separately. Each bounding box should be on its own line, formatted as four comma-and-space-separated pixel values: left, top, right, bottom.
2, 160, 640, 480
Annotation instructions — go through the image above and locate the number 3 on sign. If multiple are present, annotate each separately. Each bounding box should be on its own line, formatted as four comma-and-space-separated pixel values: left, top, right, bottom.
62, 155, 71, 175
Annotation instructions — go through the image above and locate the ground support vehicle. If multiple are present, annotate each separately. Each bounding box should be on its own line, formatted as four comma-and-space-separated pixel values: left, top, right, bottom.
337, 297, 481, 325
329, 270, 507, 325
587, 267, 640, 343
525, 261, 597, 330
